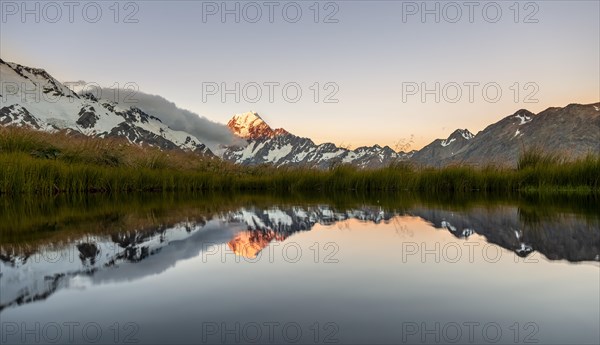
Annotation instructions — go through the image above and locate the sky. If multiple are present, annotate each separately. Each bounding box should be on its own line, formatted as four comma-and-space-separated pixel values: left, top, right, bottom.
1, 0, 599, 150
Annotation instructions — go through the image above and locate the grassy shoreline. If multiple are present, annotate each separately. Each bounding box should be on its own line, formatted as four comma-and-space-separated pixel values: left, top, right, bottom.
1, 127, 599, 195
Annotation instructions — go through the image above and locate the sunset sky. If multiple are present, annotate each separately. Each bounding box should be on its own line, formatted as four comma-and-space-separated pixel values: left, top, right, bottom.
2, 0, 598, 149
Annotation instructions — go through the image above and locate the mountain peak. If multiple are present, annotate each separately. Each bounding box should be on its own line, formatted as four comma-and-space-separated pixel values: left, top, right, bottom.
440, 129, 474, 147
227, 111, 287, 139
513, 110, 534, 125
231, 111, 263, 124
450, 129, 474, 140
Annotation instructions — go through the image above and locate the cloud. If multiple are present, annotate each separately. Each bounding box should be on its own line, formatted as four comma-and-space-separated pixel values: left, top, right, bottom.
79, 86, 244, 152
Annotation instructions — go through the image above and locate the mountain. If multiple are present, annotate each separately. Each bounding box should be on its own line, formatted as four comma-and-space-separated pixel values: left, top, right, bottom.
223, 111, 412, 169
0, 59, 213, 155
411, 104, 600, 167
223, 103, 599, 169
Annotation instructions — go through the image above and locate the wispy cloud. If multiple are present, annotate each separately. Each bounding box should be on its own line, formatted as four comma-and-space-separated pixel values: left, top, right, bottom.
70, 85, 245, 152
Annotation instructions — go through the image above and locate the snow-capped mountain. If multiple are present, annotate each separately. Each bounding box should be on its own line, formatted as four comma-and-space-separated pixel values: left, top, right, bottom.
223, 111, 412, 169
0, 59, 212, 155
227, 111, 288, 139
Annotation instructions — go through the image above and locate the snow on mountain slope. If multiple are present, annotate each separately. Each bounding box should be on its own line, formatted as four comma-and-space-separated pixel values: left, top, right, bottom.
0, 59, 212, 155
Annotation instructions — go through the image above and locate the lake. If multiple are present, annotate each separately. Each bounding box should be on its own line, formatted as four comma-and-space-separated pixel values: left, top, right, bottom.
1, 193, 598, 344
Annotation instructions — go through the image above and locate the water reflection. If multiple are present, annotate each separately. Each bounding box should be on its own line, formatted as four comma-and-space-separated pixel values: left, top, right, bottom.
1, 194, 598, 313
0, 193, 598, 344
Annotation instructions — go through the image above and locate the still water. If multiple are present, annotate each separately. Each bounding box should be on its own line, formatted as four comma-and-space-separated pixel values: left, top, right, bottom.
1, 193, 598, 344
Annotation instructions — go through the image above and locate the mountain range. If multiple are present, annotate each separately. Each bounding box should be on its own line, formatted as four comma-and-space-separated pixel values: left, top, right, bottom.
1, 59, 599, 168
223, 105, 600, 168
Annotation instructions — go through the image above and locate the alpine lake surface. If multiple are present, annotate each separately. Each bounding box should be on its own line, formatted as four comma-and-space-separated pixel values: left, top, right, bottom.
1, 192, 598, 345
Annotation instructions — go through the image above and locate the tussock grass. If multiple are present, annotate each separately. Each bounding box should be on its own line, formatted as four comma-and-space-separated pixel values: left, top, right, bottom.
1, 127, 599, 195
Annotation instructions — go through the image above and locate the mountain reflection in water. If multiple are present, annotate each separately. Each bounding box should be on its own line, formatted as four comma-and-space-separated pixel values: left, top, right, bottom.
1, 194, 598, 313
